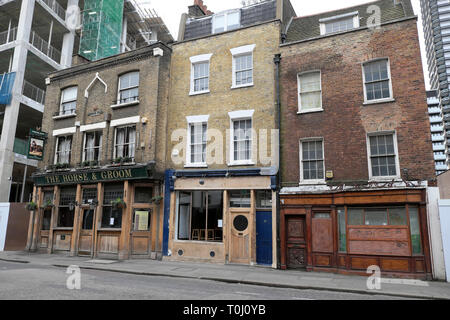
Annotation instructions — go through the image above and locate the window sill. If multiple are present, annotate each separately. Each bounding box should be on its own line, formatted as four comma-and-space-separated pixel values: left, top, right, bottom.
228, 161, 255, 166
363, 98, 395, 106
297, 108, 324, 115
53, 113, 76, 120
231, 83, 254, 90
110, 100, 140, 109
189, 90, 210, 96
184, 163, 208, 168
299, 180, 326, 185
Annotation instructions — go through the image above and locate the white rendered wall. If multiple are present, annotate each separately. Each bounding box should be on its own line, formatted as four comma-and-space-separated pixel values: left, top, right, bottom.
0, 203, 10, 251
439, 199, 450, 282
427, 187, 446, 280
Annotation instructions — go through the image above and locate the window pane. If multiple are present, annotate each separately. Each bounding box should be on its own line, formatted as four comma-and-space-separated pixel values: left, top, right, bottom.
227, 12, 240, 30
348, 208, 364, 225
133, 210, 151, 231
409, 206, 422, 254
134, 187, 153, 203
178, 192, 191, 240
229, 190, 250, 208
388, 207, 407, 226
207, 191, 223, 241
101, 207, 122, 228
82, 209, 94, 230
256, 190, 272, 209
365, 208, 388, 226
338, 208, 346, 252
58, 207, 74, 228
41, 209, 52, 230
191, 191, 206, 238
62, 87, 77, 103
214, 14, 225, 33
300, 72, 320, 92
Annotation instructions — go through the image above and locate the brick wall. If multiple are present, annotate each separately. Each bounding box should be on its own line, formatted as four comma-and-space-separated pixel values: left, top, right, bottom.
279, 18, 435, 186
40, 44, 172, 174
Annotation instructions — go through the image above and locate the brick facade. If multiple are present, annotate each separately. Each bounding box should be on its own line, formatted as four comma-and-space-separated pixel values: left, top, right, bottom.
279, 18, 435, 186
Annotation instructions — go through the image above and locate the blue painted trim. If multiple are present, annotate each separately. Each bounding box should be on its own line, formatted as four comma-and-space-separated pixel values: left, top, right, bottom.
162, 169, 174, 256
270, 176, 277, 190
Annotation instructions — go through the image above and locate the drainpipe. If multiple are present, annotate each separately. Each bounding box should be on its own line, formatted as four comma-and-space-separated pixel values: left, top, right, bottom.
274, 53, 282, 269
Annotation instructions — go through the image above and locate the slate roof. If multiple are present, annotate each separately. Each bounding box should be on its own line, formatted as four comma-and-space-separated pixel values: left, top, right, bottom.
285, 0, 415, 43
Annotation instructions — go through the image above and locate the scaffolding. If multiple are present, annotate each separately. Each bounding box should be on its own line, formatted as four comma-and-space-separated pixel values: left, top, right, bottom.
79, 0, 124, 61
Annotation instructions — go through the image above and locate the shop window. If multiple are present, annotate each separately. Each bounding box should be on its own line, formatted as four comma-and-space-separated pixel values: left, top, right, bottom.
229, 190, 251, 208
348, 207, 408, 226
133, 210, 151, 231
337, 208, 346, 252
57, 187, 76, 228
256, 190, 272, 209
177, 191, 223, 242
41, 209, 51, 230
409, 206, 422, 255
101, 184, 124, 229
134, 187, 153, 203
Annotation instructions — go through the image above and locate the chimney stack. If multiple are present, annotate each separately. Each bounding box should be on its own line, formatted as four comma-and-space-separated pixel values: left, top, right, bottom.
188, 0, 213, 17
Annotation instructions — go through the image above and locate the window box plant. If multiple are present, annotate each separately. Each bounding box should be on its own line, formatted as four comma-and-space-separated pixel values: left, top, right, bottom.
151, 196, 163, 205
111, 197, 126, 209
41, 199, 54, 210
25, 202, 38, 211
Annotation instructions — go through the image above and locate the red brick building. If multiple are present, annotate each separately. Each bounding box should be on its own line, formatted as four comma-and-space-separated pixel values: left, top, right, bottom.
278, 0, 436, 279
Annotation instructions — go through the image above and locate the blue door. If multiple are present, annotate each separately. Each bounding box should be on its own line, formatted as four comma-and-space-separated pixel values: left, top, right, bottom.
256, 211, 272, 265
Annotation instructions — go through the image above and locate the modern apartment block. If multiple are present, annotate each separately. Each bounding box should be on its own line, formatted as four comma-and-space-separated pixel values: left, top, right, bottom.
421, 0, 450, 174
0, 0, 173, 203
0, 0, 81, 203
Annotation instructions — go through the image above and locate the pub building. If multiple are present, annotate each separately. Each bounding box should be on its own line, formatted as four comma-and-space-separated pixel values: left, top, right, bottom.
278, 0, 439, 279
27, 42, 172, 260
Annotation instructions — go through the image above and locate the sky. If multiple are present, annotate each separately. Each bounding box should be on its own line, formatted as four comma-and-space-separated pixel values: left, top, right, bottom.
138, 0, 429, 89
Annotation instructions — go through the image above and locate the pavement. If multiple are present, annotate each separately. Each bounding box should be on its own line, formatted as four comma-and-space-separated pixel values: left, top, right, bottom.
0, 250, 449, 300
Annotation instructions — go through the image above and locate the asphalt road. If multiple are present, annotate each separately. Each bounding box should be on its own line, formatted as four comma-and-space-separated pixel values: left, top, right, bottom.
0, 260, 410, 300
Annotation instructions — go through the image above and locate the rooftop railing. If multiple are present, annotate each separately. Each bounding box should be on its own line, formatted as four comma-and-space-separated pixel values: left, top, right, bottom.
29, 30, 61, 63
23, 80, 45, 105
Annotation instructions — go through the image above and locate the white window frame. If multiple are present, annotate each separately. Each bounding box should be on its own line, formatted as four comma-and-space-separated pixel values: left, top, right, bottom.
189, 54, 213, 96
297, 70, 323, 114
82, 130, 103, 162
59, 86, 78, 116
230, 44, 255, 89
319, 11, 359, 35
362, 58, 394, 104
186, 115, 209, 168
113, 125, 137, 161
299, 138, 326, 185
116, 71, 140, 106
366, 131, 401, 181
228, 110, 255, 166
212, 9, 240, 34
54, 135, 72, 165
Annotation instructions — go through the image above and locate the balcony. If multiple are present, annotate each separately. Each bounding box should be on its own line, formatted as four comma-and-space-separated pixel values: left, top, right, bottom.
432, 133, 445, 141
40, 0, 66, 21
428, 106, 441, 114
431, 124, 444, 132
430, 115, 444, 123
435, 153, 447, 161
29, 30, 61, 64
0, 27, 17, 46
436, 164, 448, 171
13, 137, 28, 156
22, 80, 45, 105
433, 143, 446, 151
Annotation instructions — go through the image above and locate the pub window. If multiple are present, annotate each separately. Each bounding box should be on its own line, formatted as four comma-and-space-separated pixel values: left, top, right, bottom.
82, 209, 94, 230
101, 184, 124, 229
83, 131, 102, 162
134, 187, 153, 203
57, 187, 76, 228
133, 209, 151, 231
82, 188, 97, 205
229, 190, 251, 208
337, 207, 346, 252
114, 125, 136, 161
55, 135, 72, 164
256, 190, 272, 209
177, 191, 223, 242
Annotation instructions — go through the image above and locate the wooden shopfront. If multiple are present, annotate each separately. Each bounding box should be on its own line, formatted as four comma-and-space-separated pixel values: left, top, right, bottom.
29, 165, 164, 260
280, 188, 432, 279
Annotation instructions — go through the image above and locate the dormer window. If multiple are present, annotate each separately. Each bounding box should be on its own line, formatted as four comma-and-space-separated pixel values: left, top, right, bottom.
319, 12, 359, 35
212, 10, 240, 34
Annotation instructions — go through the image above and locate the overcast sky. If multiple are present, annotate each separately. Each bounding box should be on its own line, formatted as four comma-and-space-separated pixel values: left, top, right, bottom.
139, 0, 429, 89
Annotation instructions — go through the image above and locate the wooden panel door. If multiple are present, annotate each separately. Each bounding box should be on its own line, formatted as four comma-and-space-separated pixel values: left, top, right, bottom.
229, 210, 250, 264
286, 216, 306, 269
131, 209, 152, 256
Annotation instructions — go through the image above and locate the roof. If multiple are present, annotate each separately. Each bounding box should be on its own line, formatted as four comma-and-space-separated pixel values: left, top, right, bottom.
285, 0, 415, 43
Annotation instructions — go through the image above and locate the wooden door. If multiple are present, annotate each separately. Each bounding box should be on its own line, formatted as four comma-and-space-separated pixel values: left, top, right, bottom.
131, 209, 152, 256
78, 209, 95, 256
286, 215, 307, 269
229, 210, 250, 264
